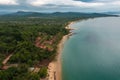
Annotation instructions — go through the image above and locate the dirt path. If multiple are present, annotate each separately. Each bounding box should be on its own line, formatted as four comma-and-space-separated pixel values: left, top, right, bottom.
2, 53, 13, 65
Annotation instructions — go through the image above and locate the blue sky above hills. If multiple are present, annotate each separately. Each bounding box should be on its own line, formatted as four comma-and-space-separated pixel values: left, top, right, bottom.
0, 0, 120, 13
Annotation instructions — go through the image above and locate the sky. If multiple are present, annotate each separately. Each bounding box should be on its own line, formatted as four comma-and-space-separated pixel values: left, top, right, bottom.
0, 0, 120, 13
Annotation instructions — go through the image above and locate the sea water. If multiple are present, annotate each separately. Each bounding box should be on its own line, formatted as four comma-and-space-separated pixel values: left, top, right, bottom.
62, 17, 120, 80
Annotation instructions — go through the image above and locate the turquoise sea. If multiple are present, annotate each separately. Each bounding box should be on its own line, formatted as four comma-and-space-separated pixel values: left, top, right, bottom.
62, 17, 120, 80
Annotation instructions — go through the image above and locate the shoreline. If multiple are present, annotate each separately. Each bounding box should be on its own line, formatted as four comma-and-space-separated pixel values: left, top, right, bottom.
47, 21, 75, 80
46, 17, 110, 80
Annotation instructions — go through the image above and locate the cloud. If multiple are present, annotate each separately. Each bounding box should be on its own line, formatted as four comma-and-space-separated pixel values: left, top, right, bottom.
74, 0, 95, 2
0, 0, 120, 12
29, 0, 104, 8
25, 0, 120, 12
0, 0, 18, 5
111, 1, 120, 5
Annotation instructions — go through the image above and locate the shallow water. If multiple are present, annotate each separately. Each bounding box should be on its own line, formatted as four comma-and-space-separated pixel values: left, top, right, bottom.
62, 17, 120, 80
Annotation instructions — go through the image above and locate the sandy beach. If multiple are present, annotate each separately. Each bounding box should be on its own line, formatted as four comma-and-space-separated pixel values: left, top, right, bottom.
47, 22, 74, 80
48, 35, 69, 80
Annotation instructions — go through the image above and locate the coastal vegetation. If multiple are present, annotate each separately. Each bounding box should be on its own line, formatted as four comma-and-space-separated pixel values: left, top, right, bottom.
0, 11, 117, 80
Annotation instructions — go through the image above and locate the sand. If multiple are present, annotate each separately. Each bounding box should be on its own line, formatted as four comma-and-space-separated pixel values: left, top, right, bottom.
47, 22, 74, 80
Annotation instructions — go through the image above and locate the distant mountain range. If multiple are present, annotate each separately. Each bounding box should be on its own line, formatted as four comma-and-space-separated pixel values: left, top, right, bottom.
0, 11, 118, 18
103, 11, 120, 15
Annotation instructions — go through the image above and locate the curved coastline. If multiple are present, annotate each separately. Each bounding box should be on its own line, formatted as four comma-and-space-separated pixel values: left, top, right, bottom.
47, 21, 75, 80
47, 17, 119, 80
